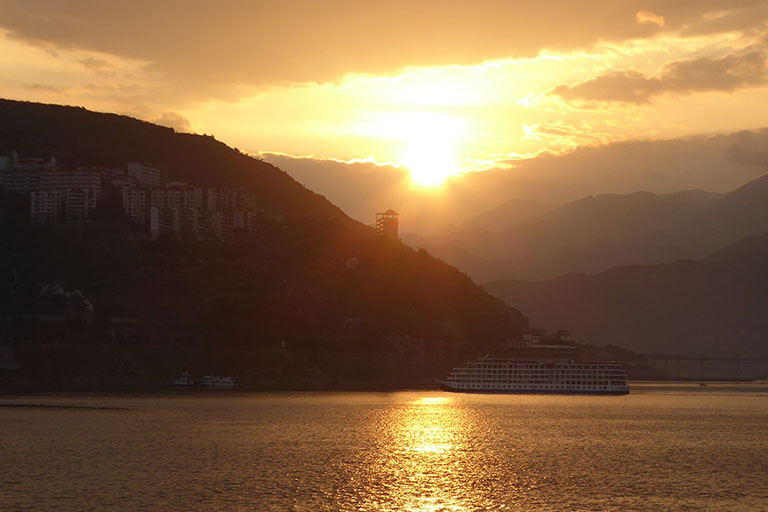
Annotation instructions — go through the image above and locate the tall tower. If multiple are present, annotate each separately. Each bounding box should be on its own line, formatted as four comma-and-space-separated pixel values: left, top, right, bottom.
376, 209, 399, 240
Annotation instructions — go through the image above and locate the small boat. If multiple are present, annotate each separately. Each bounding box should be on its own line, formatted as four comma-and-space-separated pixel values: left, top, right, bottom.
201, 373, 239, 389
168, 371, 195, 387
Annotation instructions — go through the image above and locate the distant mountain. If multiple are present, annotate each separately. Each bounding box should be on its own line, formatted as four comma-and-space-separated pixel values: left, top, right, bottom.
0, 99, 529, 390
404, 181, 768, 282
484, 233, 768, 357
460, 197, 554, 232
700, 172, 768, 250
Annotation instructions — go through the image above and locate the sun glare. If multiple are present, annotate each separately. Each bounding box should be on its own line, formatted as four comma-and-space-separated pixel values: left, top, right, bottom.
355, 110, 467, 187
403, 138, 459, 187
386, 111, 465, 187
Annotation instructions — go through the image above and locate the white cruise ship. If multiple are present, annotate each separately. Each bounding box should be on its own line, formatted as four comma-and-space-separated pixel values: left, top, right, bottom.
438, 332, 629, 395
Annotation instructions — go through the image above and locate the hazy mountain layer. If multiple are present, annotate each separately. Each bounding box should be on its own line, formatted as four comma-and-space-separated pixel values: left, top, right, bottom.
406, 178, 768, 281
485, 233, 768, 357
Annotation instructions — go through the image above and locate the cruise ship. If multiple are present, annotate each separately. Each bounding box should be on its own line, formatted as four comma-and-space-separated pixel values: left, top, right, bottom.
438, 332, 629, 395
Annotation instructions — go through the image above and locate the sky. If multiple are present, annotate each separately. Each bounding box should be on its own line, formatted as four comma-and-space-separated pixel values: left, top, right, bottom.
2, 1, 768, 230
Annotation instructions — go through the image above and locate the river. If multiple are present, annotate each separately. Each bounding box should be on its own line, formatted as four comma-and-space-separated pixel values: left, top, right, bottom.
2, 382, 767, 511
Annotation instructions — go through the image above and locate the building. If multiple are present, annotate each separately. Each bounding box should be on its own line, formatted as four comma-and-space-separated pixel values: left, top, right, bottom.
126, 162, 165, 187
1, 167, 102, 224
0, 151, 56, 171
40, 170, 102, 199
63, 189, 95, 222
178, 207, 200, 239
376, 210, 399, 240
122, 186, 149, 224
208, 211, 236, 240
30, 188, 97, 223
0, 169, 41, 194
150, 207, 180, 238
30, 190, 66, 223
205, 188, 251, 212
123, 182, 201, 226
120, 182, 263, 240
165, 182, 202, 209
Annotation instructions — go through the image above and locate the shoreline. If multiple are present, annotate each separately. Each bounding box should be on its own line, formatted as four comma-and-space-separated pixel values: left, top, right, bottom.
1, 379, 767, 397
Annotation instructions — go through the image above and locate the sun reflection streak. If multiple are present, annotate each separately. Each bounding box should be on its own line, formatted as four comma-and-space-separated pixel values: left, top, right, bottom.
356, 394, 492, 512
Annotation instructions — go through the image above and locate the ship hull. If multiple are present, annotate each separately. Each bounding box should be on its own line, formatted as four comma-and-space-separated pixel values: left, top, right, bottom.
438, 382, 629, 395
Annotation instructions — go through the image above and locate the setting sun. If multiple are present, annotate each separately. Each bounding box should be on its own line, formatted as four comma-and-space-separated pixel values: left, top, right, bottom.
383, 111, 466, 187
403, 138, 460, 186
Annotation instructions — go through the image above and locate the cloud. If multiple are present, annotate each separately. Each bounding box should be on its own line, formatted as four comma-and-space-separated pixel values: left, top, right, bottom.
0, 1, 764, 105
522, 120, 627, 148
637, 10, 665, 27
552, 49, 768, 104
23, 83, 65, 94
151, 112, 192, 132
78, 57, 112, 72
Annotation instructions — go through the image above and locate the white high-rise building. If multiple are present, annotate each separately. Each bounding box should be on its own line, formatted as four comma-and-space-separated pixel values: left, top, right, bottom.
127, 162, 164, 187
30, 188, 96, 223
122, 186, 149, 224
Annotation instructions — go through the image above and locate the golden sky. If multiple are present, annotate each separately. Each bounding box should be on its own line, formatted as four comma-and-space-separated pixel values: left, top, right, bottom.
2, 1, 768, 192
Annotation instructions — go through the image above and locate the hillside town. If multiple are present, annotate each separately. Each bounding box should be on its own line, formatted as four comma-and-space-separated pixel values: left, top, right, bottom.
0, 150, 285, 240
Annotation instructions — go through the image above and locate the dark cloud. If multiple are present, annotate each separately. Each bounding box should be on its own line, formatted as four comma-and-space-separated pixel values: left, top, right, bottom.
151, 112, 192, 132
0, 0, 765, 104
679, 2, 768, 37
552, 50, 768, 104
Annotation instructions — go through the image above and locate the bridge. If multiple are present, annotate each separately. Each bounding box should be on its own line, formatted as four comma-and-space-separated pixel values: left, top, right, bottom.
640, 354, 768, 379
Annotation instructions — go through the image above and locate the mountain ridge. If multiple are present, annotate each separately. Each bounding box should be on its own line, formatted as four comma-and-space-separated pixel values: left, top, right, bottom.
405, 178, 766, 282
484, 233, 768, 358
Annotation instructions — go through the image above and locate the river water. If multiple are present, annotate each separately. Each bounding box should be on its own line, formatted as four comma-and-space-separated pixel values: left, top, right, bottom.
2, 382, 767, 511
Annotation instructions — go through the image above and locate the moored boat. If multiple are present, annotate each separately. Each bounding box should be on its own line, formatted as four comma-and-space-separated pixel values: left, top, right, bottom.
201, 373, 239, 389
168, 371, 195, 387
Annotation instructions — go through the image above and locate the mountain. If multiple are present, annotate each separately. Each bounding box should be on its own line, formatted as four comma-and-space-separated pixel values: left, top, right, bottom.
0, 99, 348, 218
700, 172, 768, 250
403, 189, 722, 281
0, 99, 528, 390
484, 233, 768, 358
460, 197, 554, 232
404, 181, 768, 282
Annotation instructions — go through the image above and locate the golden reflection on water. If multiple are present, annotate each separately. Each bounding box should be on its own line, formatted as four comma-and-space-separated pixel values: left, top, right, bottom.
361, 394, 489, 512
406, 397, 455, 455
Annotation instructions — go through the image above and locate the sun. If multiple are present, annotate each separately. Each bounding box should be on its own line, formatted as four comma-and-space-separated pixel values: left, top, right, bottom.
403, 138, 459, 187
365, 110, 466, 187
